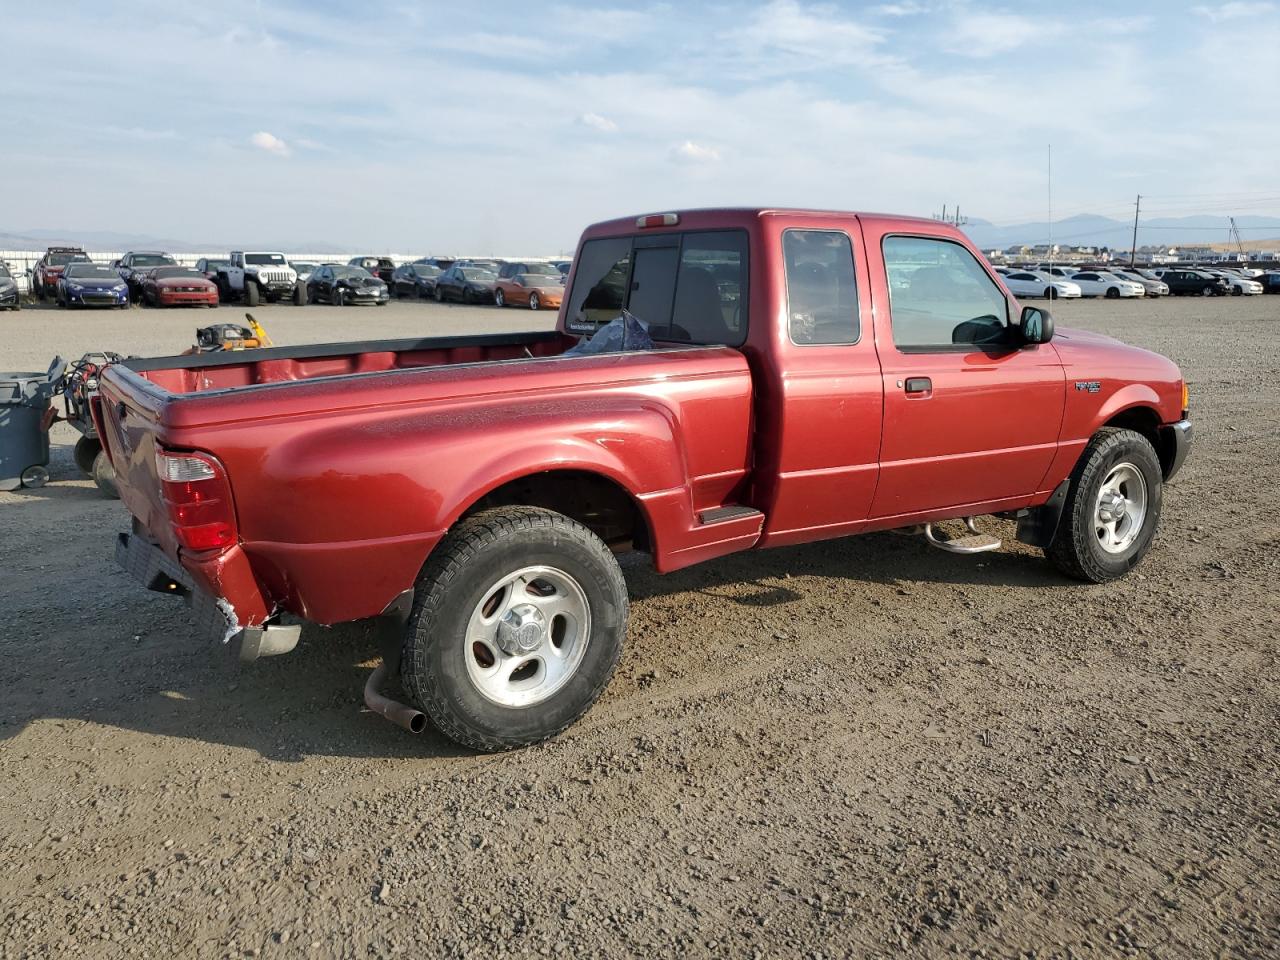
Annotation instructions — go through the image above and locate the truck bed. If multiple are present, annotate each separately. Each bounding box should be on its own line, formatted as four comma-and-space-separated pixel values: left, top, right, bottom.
98, 330, 762, 631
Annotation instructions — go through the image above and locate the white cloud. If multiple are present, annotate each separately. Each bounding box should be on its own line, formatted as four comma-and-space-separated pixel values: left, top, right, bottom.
723, 0, 885, 72
943, 8, 1049, 57
579, 112, 619, 133
1191, 1, 1275, 20
874, 2, 928, 15
249, 131, 289, 157
670, 140, 720, 164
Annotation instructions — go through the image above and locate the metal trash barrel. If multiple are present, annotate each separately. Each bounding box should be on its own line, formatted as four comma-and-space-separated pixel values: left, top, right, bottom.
0, 371, 56, 491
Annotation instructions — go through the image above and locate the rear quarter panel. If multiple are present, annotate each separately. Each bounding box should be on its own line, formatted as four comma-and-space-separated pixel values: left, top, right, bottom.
146, 348, 754, 624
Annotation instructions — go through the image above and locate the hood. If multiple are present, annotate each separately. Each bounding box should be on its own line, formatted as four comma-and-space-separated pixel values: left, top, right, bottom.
65, 276, 125, 289
1053, 325, 1182, 377
158, 276, 214, 288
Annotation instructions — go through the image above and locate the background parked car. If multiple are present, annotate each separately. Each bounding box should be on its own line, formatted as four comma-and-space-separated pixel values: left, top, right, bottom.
114, 251, 177, 299
455, 258, 504, 274
347, 256, 396, 284
56, 262, 130, 309
1111, 269, 1169, 297
1067, 271, 1144, 298
413, 257, 455, 272
390, 262, 442, 298
195, 257, 232, 284
140, 266, 219, 308
493, 262, 565, 310
1204, 269, 1262, 295
554, 260, 572, 277
0, 263, 20, 310
307, 264, 390, 306
290, 261, 320, 284
434, 264, 497, 304
33, 246, 90, 299
1001, 270, 1082, 300
1157, 269, 1230, 296
1256, 271, 1280, 294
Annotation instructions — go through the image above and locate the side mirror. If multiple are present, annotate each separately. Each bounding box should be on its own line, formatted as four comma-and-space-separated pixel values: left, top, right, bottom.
1020, 305, 1054, 344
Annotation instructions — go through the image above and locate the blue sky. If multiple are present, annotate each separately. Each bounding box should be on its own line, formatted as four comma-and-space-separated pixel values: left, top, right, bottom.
4, 0, 1278, 253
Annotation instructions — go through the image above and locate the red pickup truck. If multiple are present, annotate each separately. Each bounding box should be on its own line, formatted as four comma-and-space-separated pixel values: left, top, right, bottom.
99, 208, 1192, 751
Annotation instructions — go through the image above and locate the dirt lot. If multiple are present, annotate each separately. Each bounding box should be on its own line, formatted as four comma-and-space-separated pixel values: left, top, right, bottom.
1, 296, 1277, 958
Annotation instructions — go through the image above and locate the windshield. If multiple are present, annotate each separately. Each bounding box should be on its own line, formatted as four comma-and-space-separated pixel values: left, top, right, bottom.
523, 263, 560, 276
0, 265, 10, 279
132, 254, 175, 267
458, 269, 496, 282
333, 266, 371, 279
155, 267, 204, 279
64, 264, 118, 279
415, 265, 441, 277
49, 252, 89, 267
246, 253, 287, 265
291, 262, 317, 271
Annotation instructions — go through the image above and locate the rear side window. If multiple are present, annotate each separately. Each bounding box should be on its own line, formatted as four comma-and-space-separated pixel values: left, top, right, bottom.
566, 231, 747, 346
883, 236, 1010, 350
783, 230, 858, 344
566, 238, 631, 329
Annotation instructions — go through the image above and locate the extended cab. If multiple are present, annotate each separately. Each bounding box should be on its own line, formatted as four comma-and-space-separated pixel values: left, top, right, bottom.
215, 251, 304, 305
98, 208, 1192, 751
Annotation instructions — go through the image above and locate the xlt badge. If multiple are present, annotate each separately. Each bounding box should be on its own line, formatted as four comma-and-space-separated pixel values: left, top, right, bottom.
1074, 381, 1102, 393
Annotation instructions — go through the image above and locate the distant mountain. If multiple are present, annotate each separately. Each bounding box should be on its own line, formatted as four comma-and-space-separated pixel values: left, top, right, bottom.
962, 214, 1280, 251
0, 228, 351, 255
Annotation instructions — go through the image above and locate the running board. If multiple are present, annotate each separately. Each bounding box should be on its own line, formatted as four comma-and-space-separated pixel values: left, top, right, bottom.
923, 518, 1002, 555
698, 505, 764, 525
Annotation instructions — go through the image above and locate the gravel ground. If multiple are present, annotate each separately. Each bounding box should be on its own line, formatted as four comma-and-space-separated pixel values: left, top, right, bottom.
1, 295, 1277, 958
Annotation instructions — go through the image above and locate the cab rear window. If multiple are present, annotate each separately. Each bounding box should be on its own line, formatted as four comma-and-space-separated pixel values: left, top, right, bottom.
566, 230, 748, 346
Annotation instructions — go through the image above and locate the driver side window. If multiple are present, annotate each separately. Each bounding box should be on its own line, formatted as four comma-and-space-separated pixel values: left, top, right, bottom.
883, 236, 1010, 350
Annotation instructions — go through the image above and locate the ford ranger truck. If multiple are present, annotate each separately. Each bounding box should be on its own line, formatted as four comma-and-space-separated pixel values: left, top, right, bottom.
98, 208, 1192, 752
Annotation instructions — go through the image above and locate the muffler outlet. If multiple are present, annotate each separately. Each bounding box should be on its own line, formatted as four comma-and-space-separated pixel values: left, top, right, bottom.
363, 660, 427, 734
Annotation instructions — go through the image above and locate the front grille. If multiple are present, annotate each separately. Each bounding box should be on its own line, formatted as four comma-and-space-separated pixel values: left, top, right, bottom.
83, 294, 117, 304
259, 271, 292, 284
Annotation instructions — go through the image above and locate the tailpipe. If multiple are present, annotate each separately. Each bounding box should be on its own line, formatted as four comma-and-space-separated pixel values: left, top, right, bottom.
363, 660, 427, 734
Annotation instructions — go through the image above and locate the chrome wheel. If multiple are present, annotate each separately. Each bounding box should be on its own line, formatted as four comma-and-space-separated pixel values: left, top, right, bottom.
464, 565, 590, 707
494, 288, 505, 307
528, 292, 540, 311
1094, 462, 1147, 554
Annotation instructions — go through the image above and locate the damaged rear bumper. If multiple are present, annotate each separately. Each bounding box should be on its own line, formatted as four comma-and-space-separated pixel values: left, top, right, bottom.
115, 531, 299, 662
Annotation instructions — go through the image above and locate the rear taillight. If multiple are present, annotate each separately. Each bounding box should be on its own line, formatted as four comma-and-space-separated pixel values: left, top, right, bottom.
155, 449, 237, 552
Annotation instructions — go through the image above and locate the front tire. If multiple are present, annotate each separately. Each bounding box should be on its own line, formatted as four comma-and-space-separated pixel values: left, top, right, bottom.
293, 282, 307, 306
1046, 427, 1162, 583
1045, 287, 1057, 300
1105, 287, 1120, 299
402, 506, 628, 752
528, 292, 541, 311
245, 281, 260, 307
435, 285, 444, 303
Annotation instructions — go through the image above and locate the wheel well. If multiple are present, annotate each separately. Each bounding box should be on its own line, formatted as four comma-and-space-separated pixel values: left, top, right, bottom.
461, 470, 652, 553
1104, 406, 1174, 475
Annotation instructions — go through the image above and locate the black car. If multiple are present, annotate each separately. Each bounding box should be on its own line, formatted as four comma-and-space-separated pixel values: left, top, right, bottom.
307, 264, 390, 306
347, 256, 396, 285
434, 265, 497, 304
390, 263, 442, 299
1159, 269, 1229, 296
1257, 271, 1280, 294
115, 251, 177, 298
0, 263, 19, 310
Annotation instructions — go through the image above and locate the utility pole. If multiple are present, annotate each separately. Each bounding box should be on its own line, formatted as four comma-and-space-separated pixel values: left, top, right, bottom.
1229, 217, 1244, 259
1129, 194, 1141, 267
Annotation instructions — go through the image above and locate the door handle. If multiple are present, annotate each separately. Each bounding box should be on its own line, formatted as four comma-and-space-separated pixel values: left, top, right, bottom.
904, 377, 932, 394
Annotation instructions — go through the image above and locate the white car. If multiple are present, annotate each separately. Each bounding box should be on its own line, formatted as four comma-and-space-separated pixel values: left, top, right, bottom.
1002, 269, 1082, 300
1111, 269, 1169, 298
1068, 271, 1145, 298
1210, 270, 1263, 295
1034, 264, 1083, 280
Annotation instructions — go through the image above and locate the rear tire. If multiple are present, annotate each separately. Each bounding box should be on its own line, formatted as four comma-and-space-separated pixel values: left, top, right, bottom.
92, 450, 119, 499
1046, 427, 1162, 584
333, 287, 345, 307
402, 506, 628, 752
435, 286, 444, 303
73, 436, 101, 476
494, 288, 505, 307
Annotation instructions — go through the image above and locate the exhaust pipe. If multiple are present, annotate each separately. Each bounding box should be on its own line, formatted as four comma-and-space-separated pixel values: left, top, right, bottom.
363, 660, 427, 734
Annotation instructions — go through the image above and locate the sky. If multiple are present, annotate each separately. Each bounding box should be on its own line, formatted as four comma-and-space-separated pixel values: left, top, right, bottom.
4, 0, 1279, 254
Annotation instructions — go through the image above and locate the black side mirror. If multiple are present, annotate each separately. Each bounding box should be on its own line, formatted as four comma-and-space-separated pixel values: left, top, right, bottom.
1020, 305, 1054, 344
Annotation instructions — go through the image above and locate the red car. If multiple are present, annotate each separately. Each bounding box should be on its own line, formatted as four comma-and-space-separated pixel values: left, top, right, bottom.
33, 246, 90, 300
100, 207, 1191, 751
140, 266, 220, 308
